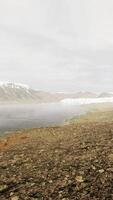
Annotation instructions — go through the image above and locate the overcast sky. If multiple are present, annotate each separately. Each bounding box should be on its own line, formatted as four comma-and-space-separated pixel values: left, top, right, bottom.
0, 0, 113, 92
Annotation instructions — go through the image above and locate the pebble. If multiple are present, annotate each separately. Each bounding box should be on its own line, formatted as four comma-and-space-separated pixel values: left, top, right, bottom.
75, 176, 84, 183
108, 154, 113, 161
99, 169, 105, 173
107, 168, 113, 172
91, 165, 96, 170
0, 184, 7, 192
11, 196, 19, 200
49, 180, 53, 183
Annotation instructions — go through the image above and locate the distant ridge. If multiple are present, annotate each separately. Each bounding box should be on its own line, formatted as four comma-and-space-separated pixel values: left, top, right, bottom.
0, 82, 113, 103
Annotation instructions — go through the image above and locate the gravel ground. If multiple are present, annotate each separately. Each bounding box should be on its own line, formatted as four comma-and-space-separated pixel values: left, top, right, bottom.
0, 122, 113, 199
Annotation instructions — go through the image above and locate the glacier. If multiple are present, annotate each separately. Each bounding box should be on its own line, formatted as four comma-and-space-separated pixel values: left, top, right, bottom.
61, 97, 113, 105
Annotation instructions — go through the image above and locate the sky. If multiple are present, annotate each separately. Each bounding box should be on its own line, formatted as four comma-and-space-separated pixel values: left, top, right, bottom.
0, 0, 113, 92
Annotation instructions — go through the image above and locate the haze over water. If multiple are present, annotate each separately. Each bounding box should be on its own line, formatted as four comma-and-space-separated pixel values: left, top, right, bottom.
0, 103, 87, 134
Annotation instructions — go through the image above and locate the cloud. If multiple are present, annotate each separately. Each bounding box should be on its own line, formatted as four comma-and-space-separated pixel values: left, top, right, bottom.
0, 0, 113, 92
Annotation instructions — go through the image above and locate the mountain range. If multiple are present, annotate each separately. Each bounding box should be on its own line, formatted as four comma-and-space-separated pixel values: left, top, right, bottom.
0, 82, 113, 103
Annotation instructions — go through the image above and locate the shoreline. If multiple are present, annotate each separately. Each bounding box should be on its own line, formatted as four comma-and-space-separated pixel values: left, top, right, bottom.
64, 102, 113, 124
0, 103, 113, 152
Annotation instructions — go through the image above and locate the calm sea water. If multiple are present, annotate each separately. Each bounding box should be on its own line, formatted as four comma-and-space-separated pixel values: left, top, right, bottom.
0, 103, 87, 134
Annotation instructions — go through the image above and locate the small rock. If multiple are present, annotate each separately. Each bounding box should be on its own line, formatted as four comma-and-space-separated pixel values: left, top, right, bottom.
108, 154, 113, 162
0, 184, 7, 192
91, 165, 96, 170
75, 176, 84, 183
10, 192, 14, 196
30, 183, 35, 187
42, 182, 46, 187
107, 168, 113, 172
11, 196, 19, 200
49, 180, 53, 183
79, 171, 85, 175
99, 169, 104, 173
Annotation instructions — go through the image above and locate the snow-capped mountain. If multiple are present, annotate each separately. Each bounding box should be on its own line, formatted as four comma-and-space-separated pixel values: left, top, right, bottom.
0, 82, 30, 90
0, 82, 54, 103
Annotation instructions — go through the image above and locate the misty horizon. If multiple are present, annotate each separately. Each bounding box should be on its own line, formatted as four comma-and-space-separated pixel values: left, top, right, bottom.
1, 81, 113, 94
